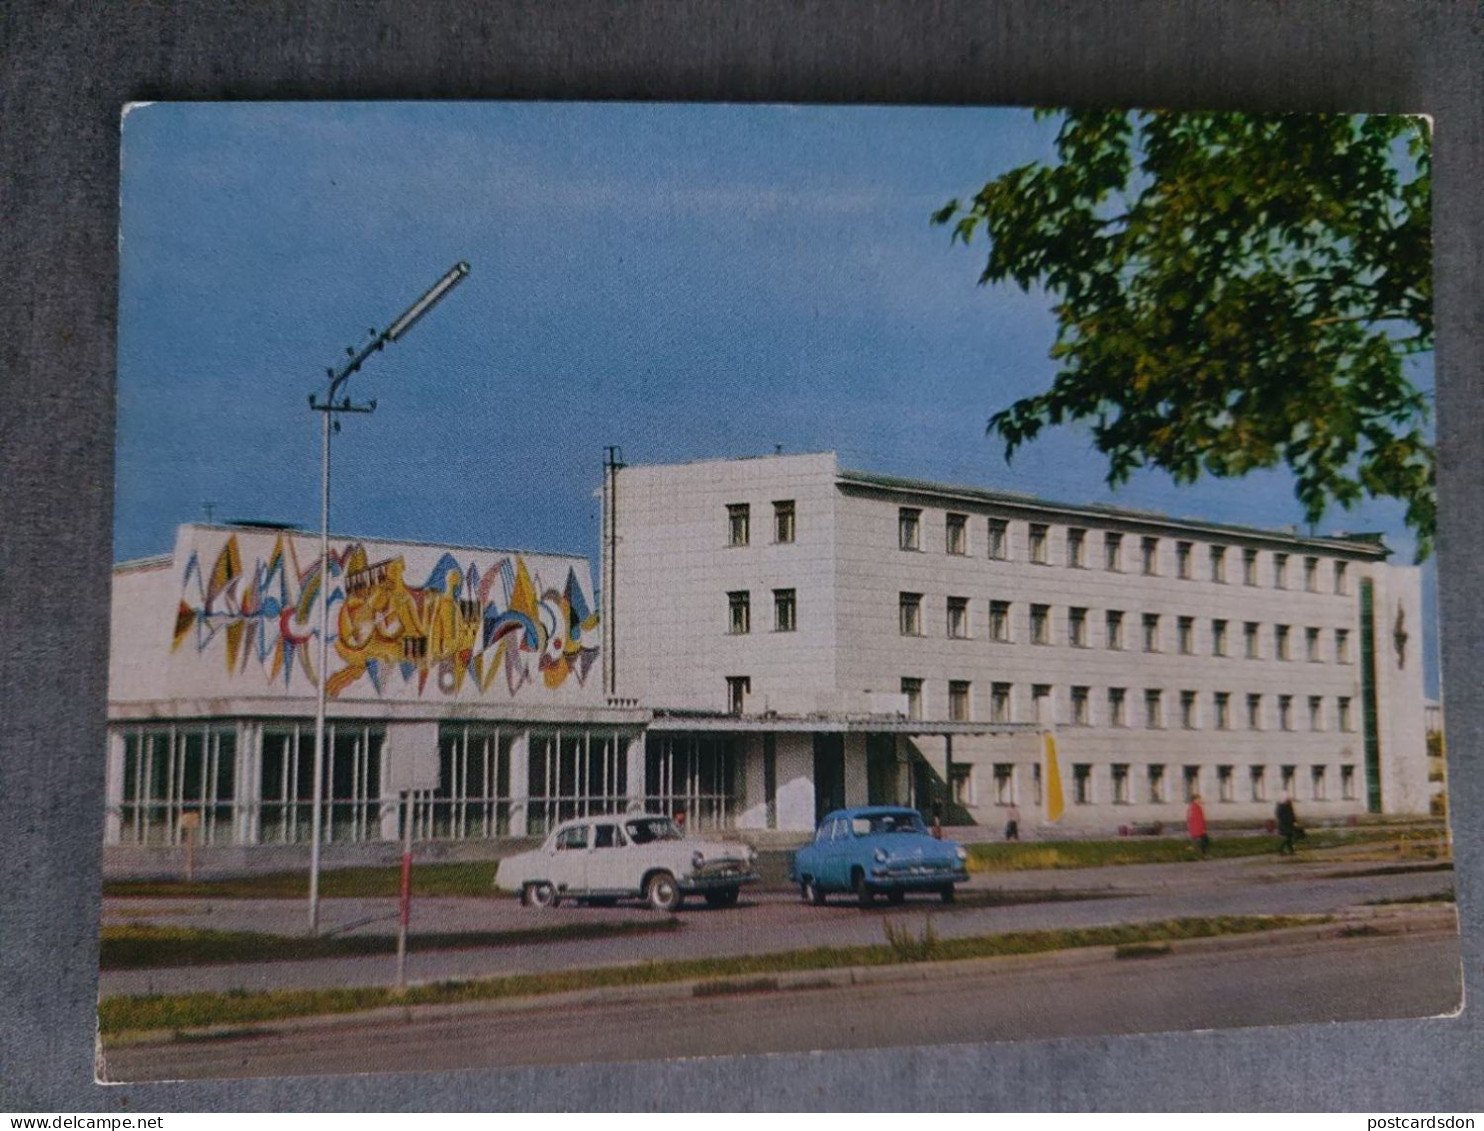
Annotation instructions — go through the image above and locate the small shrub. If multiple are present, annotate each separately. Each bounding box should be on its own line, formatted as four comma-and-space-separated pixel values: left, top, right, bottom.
882, 917, 940, 962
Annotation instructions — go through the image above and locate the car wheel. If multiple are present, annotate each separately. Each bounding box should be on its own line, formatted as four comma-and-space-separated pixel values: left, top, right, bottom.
646, 871, 682, 912
526, 881, 558, 909
886, 890, 906, 905
801, 877, 826, 906
939, 885, 957, 904
853, 869, 875, 909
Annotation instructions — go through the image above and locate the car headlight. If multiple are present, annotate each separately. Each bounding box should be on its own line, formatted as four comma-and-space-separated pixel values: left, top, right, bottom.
692, 850, 705, 869
873, 848, 889, 863
955, 846, 969, 862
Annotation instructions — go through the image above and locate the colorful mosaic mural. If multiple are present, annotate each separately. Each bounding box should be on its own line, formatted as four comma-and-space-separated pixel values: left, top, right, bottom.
171, 534, 600, 698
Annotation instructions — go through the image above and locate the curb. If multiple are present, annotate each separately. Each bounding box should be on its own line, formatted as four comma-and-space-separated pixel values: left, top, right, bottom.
102, 906, 1456, 1051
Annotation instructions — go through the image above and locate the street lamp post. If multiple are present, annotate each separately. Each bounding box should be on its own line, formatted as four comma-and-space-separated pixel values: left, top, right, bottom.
306, 261, 470, 935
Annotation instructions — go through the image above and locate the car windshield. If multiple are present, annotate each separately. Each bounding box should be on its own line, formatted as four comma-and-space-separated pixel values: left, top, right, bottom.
855, 813, 925, 836
625, 817, 684, 844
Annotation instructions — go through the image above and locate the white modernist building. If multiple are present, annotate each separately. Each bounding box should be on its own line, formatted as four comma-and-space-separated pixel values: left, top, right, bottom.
105, 452, 1431, 853
603, 451, 1431, 831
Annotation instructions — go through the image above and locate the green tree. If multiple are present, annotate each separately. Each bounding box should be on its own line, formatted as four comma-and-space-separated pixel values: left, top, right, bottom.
934, 111, 1434, 558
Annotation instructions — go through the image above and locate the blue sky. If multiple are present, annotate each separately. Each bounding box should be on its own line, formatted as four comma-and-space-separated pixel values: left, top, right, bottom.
115, 102, 1439, 691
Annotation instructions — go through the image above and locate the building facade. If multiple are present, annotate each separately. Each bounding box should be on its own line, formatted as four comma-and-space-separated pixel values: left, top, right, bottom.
604, 452, 1431, 830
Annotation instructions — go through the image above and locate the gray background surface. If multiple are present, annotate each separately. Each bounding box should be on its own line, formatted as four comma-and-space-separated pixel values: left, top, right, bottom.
1, 0, 1480, 1112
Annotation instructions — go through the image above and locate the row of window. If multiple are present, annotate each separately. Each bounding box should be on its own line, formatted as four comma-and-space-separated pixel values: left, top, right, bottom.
897, 595, 1354, 662
896, 507, 1353, 594
727, 589, 796, 634
902, 679, 1358, 733
971, 760, 1356, 808
727, 500, 796, 547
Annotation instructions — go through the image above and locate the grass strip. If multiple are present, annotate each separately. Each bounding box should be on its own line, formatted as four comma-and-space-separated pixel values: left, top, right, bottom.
100, 919, 680, 970
965, 829, 1439, 872
104, 861, 500, 900
99, 914, 1321, 1036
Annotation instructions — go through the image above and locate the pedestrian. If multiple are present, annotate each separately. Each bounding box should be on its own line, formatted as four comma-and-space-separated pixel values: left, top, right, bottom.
931, 803, 944, 840
1276, 794, 1298, 855
1186, 793, 1210, 858
1004, 804, 1021, 842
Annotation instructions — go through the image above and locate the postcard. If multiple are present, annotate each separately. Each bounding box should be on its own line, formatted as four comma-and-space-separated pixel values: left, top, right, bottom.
98, 102, 1457, 1082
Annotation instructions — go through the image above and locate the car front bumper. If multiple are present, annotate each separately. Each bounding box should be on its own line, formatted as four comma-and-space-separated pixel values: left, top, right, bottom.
680, 865, 761, 892
866, 866, 969, 891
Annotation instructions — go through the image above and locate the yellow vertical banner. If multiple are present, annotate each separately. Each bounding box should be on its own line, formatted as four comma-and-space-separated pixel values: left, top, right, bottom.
1044, 732, 1065, 823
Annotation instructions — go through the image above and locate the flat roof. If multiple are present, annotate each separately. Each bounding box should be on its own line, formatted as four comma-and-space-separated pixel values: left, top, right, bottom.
649, 710, 1040, 736
837, 467, 1391, 558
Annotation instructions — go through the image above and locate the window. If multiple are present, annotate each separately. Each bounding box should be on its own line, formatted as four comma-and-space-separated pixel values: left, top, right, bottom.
1306, 626, 1321, 662
901, 678, 923, 721
950, 680, 973, 722
1217, 765, 1235, 803
1073, 764, 1092, 805
593, 823, 621, 849
988, 518, 1008, 560
726, 676, 750, 715
1067, 528, 1086, 568
1176, 541, 1193, 579
1178, 616, 1195, 655
1243, 548, 1259, 586
1029, 523, 1049, 564
898, 508, 921, 551
1275, 624, 1292, 660
947, 596, 970, 639
1335, 560, 1350, 595
728, 590, 750, 634
556, 824, 589, 851
1311, 764, 1328, 801
1281, 765, 1297, 795
1244, 621, 1260, 659
1247, 693, 1263, 730
989, 600, 1011, 642
1210, 545, 1227, 583
1308, 695, 1323, 731
1108, 688, 1127, 727
1142, 536, 1160, 576
1338, 696, 1353, 732
1183, 765, 1200, 802
990, 682, 1012, 723
1336, 629, 1351, 663
727, 503, 750, 547
1071, 686, 1091, 726
1069, 606, 1089, 647
1032, 683, 1053, 724
1341, 765, 1357, 800
1274, 552, 1289, 589
1145, 689, 1164, 729
1214, 691, 1231, 730
1180, 690, 1198, 729
1304, 556, 1319, 592
1148, 764, 1167, 803
899, 592, 923, 636
1112, 764, 1131, 804
1250, 765, 1268, 802
950, 765, 974, 806
773, 500, 796, 544
773, 588, 796, 633
1033, 762, 1044, 805
994, 764, 1015, 805
1142, 613, 1161, 653
1030, 603, 1050, 644
945, 512, 968, 555
1106, 610, 1125, 650
1212, 619, 1229, 657
1104, 532, 1123, 572
1278, 694, 1294, 731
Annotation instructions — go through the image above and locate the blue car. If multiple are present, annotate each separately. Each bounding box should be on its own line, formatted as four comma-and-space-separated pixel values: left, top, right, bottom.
789, 806, 971, 907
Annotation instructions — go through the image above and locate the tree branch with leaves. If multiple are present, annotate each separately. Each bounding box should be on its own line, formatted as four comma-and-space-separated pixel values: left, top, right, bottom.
934, 110, 1434, 558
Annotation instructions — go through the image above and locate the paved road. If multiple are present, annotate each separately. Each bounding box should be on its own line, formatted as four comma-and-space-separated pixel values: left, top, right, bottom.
100, 856, 1455, 996
101, 927, 1462, 1082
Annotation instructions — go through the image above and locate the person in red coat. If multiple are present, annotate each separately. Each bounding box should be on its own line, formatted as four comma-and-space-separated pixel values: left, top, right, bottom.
1187, 794, 1210, 858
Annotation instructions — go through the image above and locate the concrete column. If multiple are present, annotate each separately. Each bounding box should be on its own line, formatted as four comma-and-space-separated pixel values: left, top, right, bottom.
104, 728, 127, 845
236, 721, 261, 846
507, 730, 531, 836
623, 733, 646, 813
737, 733, 768, 829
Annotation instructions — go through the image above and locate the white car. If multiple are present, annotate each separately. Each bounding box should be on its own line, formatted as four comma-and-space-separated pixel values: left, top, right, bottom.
494, 814, 760, 911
